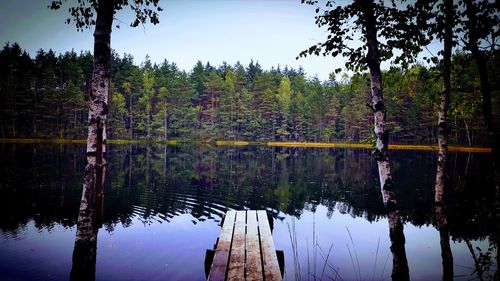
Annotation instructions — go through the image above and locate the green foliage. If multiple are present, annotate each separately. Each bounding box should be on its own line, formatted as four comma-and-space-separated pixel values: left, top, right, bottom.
49, 0, 162, 31
298, 0, 426, 71
0, 42, 496, 145
109, 84, 127, 138
137, 69, 155, 138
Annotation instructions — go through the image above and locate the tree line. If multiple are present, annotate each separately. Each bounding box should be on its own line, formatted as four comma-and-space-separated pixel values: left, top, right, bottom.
0, 42, 497, 145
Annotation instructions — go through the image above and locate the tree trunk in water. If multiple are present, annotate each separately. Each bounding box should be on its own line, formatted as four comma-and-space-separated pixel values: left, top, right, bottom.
435, 0, 453, 204
387, 210, 410, 281
71, 1, 113, 279
435, 204, 453, 281
70, 164, 104, 281
362, 0, 395, 206
465, 240, 485, 281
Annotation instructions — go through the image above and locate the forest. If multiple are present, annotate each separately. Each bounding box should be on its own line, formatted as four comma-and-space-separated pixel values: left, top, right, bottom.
0, 42, 498, 145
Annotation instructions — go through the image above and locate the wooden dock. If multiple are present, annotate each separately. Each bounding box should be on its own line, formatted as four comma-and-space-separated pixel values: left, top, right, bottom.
205, 210, 283, 281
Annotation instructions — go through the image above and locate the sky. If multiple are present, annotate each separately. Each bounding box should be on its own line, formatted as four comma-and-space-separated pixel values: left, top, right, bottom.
0, 0, 352, 81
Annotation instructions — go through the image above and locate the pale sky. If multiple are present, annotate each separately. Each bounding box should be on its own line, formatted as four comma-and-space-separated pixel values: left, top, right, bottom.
0, 0, 442, 80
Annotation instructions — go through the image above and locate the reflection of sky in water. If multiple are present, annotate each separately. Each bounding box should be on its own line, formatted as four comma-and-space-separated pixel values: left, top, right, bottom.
1, 214, 221, 281
0, 205, 492, 281
96, 213, 220, 281
0, 222, 75, 280
274, 205, 491, 281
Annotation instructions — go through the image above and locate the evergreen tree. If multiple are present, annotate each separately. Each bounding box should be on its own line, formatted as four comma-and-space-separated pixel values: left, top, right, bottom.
277, 77, 292, 140
138, 69, 155, 139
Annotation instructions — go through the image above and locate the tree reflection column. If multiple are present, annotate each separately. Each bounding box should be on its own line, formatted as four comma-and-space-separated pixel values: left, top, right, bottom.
435, 204, 453, 281
70, 163, 105, 281
386, 204, 409, 280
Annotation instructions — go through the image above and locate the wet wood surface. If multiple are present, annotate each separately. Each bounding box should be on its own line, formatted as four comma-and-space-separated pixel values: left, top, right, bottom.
207, 210, 282, 281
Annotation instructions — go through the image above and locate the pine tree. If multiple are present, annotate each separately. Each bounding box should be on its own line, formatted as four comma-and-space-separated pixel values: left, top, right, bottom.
138, 69, 155, 139
277, 77, 292, 140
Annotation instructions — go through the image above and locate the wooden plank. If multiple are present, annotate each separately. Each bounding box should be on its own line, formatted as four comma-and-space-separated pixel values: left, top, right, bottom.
245, 210, 263, 281
208, 210, 236, 281
227, 211, 246, 280
257, 210, 282, 281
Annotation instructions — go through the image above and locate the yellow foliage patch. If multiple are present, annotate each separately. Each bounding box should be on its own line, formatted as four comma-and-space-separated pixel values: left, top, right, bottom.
267, 141, 491, 153
0, 139, 491, 153
215, 140, 250, 146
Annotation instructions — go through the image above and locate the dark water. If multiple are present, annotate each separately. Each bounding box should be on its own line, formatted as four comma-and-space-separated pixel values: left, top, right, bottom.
0, 143, 497, 281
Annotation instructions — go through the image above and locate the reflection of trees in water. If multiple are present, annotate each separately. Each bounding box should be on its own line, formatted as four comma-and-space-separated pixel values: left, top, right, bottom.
435, 204, 453, 281
0, 144, 497, 245
0, 144, 84, 233
387, 208, 409, 280
69, 163, 104, 281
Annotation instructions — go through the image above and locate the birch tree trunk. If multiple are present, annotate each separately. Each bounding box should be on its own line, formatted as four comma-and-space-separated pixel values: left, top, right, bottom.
362, 0, 395, 206
361, 2, 409, 280
435, 0, 453, 204
433, 2, 455, 277
71, 2, 113, 279
85, 0, 113, 170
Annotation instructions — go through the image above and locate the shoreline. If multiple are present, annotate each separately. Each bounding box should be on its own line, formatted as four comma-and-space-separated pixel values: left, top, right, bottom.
0, 138, 492, 153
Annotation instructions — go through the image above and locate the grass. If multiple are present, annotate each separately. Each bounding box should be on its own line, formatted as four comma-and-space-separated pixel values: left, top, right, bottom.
215, 140, 251, 146
0, 138, 492, 153
287, 217, 394, 281
267, 141, 492, 153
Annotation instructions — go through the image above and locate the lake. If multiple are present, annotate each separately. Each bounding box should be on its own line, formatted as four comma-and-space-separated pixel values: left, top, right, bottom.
0, 143, 497, 280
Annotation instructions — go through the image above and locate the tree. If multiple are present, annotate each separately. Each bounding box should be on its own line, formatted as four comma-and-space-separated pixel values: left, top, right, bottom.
254, 72, 277, 140
1, 41, 495, 145
277, 77, 292, 140
412, 1, 457, 278
411, 0, 455, 208
138, 69, 155, 139
461, 0, 499, 147
220, 69, 237, 139
108, 83, 127, 138
49, 1, 162, 278
202, 71, 224, 139
0, 43, 34, 138
299, 0, 423, 210
299, 1, 427, 278
49, 0, 162, 156
434, 0, 454, 207
152, 86, 170, 140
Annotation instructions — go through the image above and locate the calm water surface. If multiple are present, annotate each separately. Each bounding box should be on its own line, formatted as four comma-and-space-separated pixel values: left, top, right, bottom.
0, 143, 497, 280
